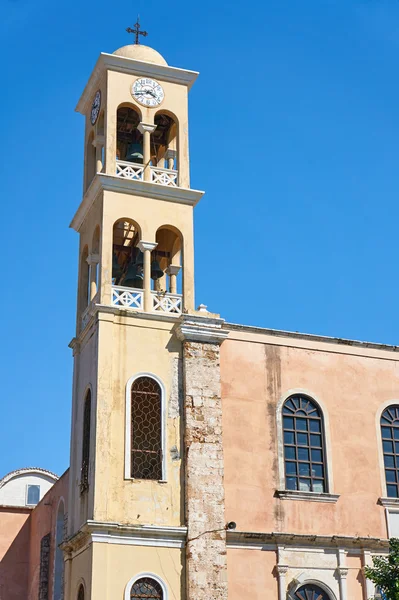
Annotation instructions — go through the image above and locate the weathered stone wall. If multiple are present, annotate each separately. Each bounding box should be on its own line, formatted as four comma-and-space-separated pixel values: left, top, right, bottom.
183, 340, 228, 600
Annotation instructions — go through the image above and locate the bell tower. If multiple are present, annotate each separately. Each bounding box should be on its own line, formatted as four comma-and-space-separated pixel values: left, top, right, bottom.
64, 34, 229, 600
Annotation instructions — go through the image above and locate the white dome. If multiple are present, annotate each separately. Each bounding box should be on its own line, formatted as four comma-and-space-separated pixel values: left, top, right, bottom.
113, 44, 168, 66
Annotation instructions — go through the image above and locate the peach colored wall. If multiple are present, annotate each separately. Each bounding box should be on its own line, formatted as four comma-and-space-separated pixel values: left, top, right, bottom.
346, 554, 364, 599
221, 338, 398, 537
27, 470, 69, 600
0, 507, 31, 599
227, 548, 278, 599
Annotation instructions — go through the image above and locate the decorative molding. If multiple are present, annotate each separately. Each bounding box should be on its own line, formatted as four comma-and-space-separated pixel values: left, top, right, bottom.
138, 122, 157, 134
76, 52, 199, 115
0, 467, 59, 488
277, 565, 289, 575
275, 490, 339, 504
336, 567, 349, 579
174, 313, 228, 344
137, 240, 158, 252
70, 174, 204, 232
86, 521, 187, 549
379, 497, 399, 507
227, 530, 390, 551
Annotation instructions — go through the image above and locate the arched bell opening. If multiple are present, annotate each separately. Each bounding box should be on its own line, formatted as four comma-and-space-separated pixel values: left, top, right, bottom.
85, 132, 96, 191
90, 226, 100, 299
79, 245, 90, 318
116, 105, 143, 165
151, 112, 178, 170
96, 111, 105, 172
154, 226, 183, 294
112, 219, 143, 289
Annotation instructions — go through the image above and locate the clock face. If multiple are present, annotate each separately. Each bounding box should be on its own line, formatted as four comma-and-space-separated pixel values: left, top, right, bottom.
90, 90, 101, 125
131, 78, 164, 107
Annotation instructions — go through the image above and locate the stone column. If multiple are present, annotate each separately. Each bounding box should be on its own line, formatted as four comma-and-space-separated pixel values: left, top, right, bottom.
276, 565, 289, 600
175, 313, 229, 600
165, 148, 177, 171
167, 264, 181, 294
138, 241, 157, 312
87, 253, 99, 301
337, 567, 348, 600
138, 122, 157, 182
93, 135, 104, 173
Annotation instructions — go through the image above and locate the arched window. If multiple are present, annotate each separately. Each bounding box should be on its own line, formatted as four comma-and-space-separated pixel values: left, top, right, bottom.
381, 405, 399, 497
283, 395, 326, 493
80, 390, 91, 493
294, 584, 331, 600
130, 577, 163, 599
131, 377, 162, 480
77, 584, 85, 600
53, 500, 65, 600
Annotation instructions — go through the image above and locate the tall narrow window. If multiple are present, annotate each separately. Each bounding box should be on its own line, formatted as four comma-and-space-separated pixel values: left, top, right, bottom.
130, 578, 163, 599
80, 390, 91, 493
283, 395, 327, 493
131, 377, 162, 480
381, 405, 399, 498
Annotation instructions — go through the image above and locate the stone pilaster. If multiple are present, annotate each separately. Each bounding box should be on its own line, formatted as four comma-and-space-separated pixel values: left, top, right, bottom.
175, 313, 228, 600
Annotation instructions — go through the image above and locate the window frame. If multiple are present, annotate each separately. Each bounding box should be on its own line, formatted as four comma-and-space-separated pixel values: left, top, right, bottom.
288, 580, 336, 600
380, 404, 399, 499
124, 572, 167, 600
124, 373, 166, 482
26, 484, 41, 506
276, 389, 334, 497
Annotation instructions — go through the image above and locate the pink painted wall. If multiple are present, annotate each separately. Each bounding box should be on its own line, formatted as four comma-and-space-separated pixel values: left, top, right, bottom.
221, 339, 396, 537
227, 548, 278, 599
0, 507, 31, 599
27, 470, 69, 600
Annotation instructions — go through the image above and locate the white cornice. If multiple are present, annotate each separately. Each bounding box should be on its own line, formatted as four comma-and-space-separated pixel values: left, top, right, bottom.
85, 520, 187, 549
227, 531, 389, 551
76, 53, 199, 115
70, 174, 204, 232
174, 313, 229, 344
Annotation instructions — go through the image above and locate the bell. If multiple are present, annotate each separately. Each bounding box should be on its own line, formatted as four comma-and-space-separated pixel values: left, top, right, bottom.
135, 250, 144, 266
126, 142, 143, 164
151, 260, 164, 281
112, 253, 123, 281
123, 263, 144, 289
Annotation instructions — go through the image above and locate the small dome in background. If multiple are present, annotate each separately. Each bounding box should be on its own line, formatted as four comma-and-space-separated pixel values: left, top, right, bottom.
113, 45, 168, 66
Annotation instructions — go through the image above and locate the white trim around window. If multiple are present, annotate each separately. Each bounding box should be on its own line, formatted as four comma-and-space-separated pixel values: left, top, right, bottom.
124, 572, 168, 600
276, 388, 334, 496
288, 579, 337, 600
124, 372, 167, 482
376, 399, 399, 500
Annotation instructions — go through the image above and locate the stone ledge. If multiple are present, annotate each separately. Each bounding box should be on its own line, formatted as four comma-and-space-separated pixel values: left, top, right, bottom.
379, 497, 399, 508
174, 313, 228, 344
275, 490, 340, 503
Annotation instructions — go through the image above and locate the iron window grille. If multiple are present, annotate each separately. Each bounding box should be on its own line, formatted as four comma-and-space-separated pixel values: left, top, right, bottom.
130, 577, 163, 599
131, 377, 162, 480
283, 395, 327, 493
294, 584, 331, 600
381, 405, 399, 498
80, 390, 91, 493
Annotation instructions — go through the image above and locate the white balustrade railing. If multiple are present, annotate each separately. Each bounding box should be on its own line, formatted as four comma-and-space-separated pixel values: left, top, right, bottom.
151, 291, 182, 314
116, 160, 144, 181
112, 286, 143, 310
115, 161, 179, 188
150, 166, 178, 187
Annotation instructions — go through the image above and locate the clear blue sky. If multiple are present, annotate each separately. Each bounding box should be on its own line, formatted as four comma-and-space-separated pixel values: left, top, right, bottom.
1, 0, 398, 477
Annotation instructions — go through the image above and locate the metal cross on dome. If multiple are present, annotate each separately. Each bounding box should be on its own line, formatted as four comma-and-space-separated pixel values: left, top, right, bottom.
126, 17, 148, 45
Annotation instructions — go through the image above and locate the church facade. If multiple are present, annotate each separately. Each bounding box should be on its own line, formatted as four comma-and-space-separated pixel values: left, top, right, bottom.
1, 39, 398, 600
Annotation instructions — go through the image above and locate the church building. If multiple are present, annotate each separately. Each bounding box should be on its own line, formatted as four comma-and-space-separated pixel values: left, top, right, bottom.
1, 30, 398, 600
